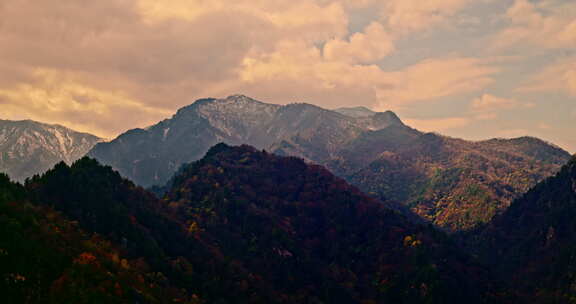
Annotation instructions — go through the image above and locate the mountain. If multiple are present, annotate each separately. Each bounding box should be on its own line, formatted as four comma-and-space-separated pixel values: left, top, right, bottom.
88, 95, 570, 232
476, 155, 576, 302
21, 144, 497, 303
88, 95, 403, 188
0, 119, 101, 181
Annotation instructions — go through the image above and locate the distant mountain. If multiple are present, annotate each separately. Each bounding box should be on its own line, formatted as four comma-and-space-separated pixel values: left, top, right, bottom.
0, 119, 101, 181
21, 145, 495, 303
477, 155, 576, 302
88, 95, 570, 231
88, 95, 403, 187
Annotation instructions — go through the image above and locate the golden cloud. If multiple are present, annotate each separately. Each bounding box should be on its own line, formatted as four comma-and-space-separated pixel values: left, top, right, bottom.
0, 69, 171, 137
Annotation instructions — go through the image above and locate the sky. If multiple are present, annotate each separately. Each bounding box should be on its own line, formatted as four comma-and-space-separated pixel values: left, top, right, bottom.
0, 0, 574, 153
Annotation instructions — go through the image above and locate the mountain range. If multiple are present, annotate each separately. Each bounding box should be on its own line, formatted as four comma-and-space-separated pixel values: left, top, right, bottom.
88, 95, 571, 231
0, 119, 102, 181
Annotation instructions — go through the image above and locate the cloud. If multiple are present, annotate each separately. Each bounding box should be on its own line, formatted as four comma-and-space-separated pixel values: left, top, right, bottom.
380, 0, 474, 34
517, 57, 576, 97
1, 0, 566, 145
324, 22, 394, 64
137, 0, 349, 42
471, 93, 532, 111
491, 0, 576, 50
0, 69, 172, 137
404, 117, 471, 132
469, 93, 534, 120
240, 39, 497, 110
238, 39, 388, 108
374, 57, 499, 110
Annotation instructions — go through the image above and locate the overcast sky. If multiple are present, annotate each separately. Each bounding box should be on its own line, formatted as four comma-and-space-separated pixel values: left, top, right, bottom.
0, 0, 574, 152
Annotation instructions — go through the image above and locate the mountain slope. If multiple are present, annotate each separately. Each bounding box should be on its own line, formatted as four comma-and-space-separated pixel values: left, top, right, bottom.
477, 155, 576, 302
0, 119, 101, 181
